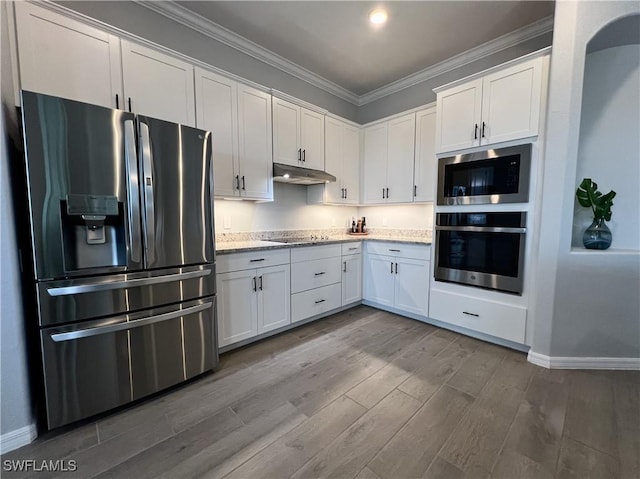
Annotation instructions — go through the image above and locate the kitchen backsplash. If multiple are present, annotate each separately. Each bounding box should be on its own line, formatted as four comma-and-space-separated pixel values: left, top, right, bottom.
214, 183, 434, 234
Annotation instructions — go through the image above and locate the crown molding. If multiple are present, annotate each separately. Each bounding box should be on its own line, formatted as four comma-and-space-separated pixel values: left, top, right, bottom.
135, 0, 360, 105
357, 15, 554, 105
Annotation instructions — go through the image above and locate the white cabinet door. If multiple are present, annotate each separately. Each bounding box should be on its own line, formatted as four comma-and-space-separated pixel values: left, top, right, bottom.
272, 97, 300, 166
342, 254, 362, 305
121, 40, 195, 126
394, 258, 429, 316
300, 108, 325, 170
217, 270, 258, 347
386, 113, 416, 204
342, 123, 360, 204
323, 116, 344, 203
238, 85, 273, 200
480, 58, 542, 145
436, 78, 482, 153
195, 68, 238, 198
15, 2, 122, 108
364, 254, 395, 307
257, 264, 290, 334
414, 108, 437, 202
363, 123, 388, 204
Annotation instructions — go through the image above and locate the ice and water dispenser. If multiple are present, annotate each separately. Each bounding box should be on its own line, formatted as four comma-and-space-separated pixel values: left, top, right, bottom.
60, 194, 126, 271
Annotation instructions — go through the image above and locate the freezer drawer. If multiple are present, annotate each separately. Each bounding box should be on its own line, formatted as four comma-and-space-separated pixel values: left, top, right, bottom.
37, 264, 215, 327
41, 297, 216, 429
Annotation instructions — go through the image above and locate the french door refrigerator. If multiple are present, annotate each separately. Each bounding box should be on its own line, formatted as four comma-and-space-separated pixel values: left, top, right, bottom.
20, 91, 218, 429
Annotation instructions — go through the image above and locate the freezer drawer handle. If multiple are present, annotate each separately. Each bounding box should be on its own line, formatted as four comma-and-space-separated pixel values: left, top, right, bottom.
46, 269, 212, 297
50, 302, 213, 342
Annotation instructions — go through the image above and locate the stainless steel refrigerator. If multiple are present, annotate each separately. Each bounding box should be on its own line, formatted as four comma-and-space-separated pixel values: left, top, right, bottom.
20, 91, 218, 429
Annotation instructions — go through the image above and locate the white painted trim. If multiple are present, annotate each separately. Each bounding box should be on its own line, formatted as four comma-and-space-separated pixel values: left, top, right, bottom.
134, 0, 359, 105
271, 90, 328, 115
528, 351, 640, 370
0, 424, 37, 454
357, 17, 554, 104
135, 1, 553, 106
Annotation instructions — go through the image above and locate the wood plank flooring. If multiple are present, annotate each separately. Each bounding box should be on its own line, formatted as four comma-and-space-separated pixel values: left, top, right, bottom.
3, 306, 639, 478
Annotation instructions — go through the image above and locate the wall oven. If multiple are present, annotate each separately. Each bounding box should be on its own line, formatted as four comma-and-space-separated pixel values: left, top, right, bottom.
434, 212, 527, 294
437, 144, 531, 205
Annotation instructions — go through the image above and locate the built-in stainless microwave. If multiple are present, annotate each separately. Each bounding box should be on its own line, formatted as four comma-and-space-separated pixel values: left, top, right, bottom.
437, 144, 531, 205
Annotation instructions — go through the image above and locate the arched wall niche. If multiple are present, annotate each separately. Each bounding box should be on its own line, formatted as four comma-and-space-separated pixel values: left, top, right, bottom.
572, 13, 640, 251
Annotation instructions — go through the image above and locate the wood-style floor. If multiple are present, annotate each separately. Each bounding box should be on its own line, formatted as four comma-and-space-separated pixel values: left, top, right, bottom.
3, 306, 639, 478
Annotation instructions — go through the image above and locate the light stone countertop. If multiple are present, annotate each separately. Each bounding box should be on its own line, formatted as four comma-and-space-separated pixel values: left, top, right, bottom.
216, 234, 431, 255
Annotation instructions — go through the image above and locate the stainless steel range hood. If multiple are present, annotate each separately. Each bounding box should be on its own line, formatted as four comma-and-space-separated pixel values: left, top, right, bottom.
273, 163, 337, 185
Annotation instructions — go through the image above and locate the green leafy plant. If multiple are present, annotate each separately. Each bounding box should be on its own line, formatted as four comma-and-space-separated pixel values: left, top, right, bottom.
576, 178, 616, 221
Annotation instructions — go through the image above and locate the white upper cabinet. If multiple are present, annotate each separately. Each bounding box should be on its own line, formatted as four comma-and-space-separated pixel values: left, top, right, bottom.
386, 114, 416, 204
237, 84, 273, 200
435, 79, 482, 153
272, 97, 325, 170
195, 68, 238, 198
435, 56, 543, 154
363, 113, 415, 204
195, 69, 273, 200
121, 40, 195, 126
14, 2, 122, 108
195, 68, 273, 200
309, 116, 360, 205
413, 107, 437, 202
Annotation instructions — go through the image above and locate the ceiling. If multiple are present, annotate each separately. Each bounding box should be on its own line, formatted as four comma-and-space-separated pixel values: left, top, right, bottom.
177, 1, 555, 97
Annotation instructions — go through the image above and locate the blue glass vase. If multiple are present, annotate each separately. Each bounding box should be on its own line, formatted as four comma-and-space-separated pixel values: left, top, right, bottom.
582, 217, 612, 250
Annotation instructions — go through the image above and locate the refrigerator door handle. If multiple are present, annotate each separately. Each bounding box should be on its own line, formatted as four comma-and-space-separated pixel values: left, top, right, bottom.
139, 121, 155, 265
124, 120, 142, 263
50, 302, 213, 342
46, 269, 212, 297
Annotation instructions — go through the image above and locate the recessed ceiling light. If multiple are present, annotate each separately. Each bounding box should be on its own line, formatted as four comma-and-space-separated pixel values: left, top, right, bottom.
369, 8, 388, 26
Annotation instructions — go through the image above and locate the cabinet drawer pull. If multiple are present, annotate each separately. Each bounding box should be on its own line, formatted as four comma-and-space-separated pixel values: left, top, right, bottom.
463, 311, 479, 317
348, 247, 358, 250
249, 258, 265, 262
314, 272, 326, 276
388, 249, 401, 252
315, 299, 325, 304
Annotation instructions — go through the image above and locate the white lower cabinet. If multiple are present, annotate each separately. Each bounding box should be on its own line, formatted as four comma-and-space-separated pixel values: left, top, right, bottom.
290, 245, 342, 323
342, 254, 362, 305
429, 289, 526, 343
364, 242, 430, 317
217, 251, 290, 348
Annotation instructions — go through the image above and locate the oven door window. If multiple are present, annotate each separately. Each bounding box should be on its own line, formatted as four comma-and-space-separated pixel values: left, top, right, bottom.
437, 230, 522, 278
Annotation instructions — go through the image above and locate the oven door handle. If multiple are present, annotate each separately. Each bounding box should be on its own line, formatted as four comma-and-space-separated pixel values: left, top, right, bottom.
435, 226, 526, 234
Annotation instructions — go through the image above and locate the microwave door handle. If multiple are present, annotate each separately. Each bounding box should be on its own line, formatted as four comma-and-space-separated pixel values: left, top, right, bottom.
139, 121, 155, 265
124, 119, 141, 263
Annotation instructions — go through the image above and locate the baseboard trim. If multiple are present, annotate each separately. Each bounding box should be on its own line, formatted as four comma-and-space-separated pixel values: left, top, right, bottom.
528, 351, 640, 370
0, 424, 37, 454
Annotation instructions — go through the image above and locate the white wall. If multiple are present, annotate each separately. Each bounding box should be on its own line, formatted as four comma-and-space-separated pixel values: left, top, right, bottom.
572, 45, 640, 250
214, 183, 359, 233
531, 2, 640, 360
1, 0, 33, 444
214, 183, 433, 235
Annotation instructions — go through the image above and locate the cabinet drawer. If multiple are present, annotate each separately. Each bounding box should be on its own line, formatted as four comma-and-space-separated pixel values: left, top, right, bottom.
291, 244, 342, 263
291, 283, 342, 323
341, 242, 362, 255
217, 248, 290, 273
366, 242, 430, 261
429, 289, 526, 343
291, 257, 342, 294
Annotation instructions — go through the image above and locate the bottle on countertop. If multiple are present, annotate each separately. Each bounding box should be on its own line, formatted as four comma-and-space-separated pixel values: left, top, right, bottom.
351, 217, 356, 233
361, 217, 367, 234
356, 218, 363, 233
